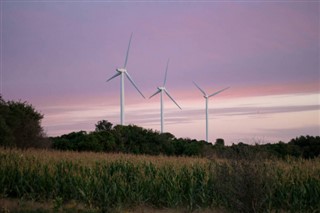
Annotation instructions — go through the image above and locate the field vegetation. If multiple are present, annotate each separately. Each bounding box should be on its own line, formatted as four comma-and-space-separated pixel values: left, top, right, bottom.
0, 148, 319, 213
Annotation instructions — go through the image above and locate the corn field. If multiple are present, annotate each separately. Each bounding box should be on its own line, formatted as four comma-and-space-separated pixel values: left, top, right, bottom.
0, 148, 319, 212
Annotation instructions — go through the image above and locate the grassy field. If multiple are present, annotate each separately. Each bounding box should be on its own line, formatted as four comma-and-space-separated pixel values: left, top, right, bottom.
0, 148, 319, 213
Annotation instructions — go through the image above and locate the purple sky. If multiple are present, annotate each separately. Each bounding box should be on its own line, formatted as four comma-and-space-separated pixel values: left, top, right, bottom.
1, 1, 319, 144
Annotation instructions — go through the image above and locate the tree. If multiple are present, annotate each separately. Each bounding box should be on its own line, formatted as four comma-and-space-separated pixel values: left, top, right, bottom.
95, 120, 113, 132
0, 96, 45, 148
0, 97, 13, 146
215, 138, 225, 147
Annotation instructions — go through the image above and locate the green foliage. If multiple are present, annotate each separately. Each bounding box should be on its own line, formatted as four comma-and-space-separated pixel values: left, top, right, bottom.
95, 120, 113, 132
289, 135, 320, 158
1, 149, 319, 212
209, 136, 320, 160
52, 120, 320, 158
172, 138, 205, 156
0, 96, 45, 148
215, 138, 225, 147
257, 136, 320, 159
52, 121, 211, 156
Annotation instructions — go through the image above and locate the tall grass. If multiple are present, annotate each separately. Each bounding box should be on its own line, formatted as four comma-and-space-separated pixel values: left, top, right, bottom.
0, 148, 319, 212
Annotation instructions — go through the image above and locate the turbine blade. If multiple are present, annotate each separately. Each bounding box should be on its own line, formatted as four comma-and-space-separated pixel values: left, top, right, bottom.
106, 72, 121, 82
163, 59, 170, 86
124, 33, 133, 68
164, 89, 182, 109
208, 87, 230, 98
193, 81, 206, 96
149, 89, 161, 99
125, 71, 145, 99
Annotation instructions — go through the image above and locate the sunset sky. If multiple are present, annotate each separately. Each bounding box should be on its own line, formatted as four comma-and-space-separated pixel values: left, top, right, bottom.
1, 1, 319, 145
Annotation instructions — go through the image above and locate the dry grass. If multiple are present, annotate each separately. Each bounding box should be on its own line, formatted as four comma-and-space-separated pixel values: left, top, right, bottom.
0, 148, 209, 168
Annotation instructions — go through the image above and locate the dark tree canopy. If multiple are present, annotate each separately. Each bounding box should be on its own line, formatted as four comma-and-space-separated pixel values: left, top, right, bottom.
95, 120, 113, 132
215, 138, 225, 147
52, 119, 320, 158
0, 96, 46, 148
51, 120, 210, 156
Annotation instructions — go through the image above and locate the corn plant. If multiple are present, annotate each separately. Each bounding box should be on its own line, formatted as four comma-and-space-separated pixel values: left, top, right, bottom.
0, 148, 319, 212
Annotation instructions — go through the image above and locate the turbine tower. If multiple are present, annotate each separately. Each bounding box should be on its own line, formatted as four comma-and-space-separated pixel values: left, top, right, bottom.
193, 81, 229, 142
149, 59, 182, 133
106, 33, 145, 125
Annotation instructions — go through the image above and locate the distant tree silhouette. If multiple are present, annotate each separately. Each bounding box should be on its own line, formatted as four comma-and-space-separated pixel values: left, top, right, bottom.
95, 120, 113, 132
215, 138, 225, 147
288, 135, 320, 158
0, 96, 46, 148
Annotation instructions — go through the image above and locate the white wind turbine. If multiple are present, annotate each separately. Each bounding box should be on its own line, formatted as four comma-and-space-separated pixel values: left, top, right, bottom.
149, 59, 182, 133
193, 81, 229, 142
106, 33, 145, 125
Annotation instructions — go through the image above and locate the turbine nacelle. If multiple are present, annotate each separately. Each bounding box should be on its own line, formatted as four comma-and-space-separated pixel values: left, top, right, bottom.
158, 86, 165, 91
116, 68, 127, 73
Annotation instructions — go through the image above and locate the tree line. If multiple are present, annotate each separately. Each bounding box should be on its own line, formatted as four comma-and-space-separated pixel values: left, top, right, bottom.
1, 96, 319, 159
52, 120, 209, 156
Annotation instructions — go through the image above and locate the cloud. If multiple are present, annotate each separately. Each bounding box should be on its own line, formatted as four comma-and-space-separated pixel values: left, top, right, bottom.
42, 96, 319, 137
130, 104, 320, 125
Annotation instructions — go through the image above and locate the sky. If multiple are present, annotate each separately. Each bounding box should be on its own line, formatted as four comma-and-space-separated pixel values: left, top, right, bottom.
1, 1, 319, 145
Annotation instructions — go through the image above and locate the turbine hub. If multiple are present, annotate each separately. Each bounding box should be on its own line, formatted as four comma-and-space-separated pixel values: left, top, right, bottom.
158, 87, 165, 90
116, 68, 126, 73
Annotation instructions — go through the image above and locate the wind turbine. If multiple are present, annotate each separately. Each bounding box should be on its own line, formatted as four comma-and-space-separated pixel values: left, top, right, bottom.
193, 81, 229, 142
149, 59, 182, 133
106, 33, 145, 125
